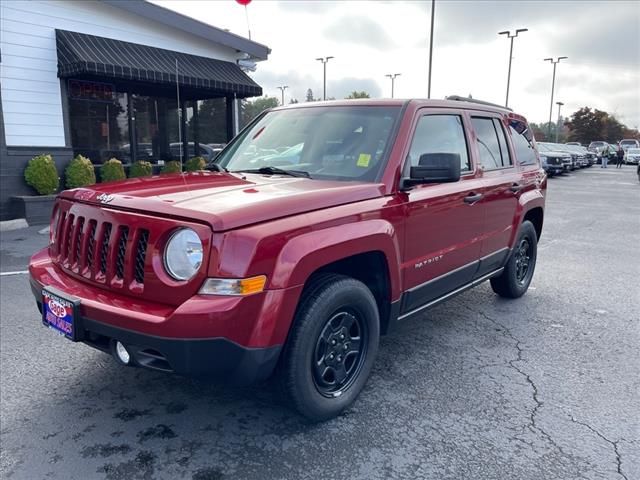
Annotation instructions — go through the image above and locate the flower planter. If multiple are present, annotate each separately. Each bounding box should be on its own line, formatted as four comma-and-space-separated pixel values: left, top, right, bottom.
11, 195, 56, 226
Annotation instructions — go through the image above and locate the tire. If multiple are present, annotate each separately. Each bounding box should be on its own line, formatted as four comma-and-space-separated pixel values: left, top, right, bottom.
279, 273, 380, 422
490, 220, 538, 298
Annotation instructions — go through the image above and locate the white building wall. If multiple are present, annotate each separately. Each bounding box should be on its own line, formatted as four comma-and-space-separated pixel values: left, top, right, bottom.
0, 0, 241, 147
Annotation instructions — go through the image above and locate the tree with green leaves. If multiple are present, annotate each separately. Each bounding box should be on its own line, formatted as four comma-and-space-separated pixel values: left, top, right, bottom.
240, 96, 279, 128
564, 107, 623, 144
346, 91, 370, 99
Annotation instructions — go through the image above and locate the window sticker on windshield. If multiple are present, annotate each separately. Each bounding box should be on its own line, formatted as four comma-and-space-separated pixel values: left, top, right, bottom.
357, 153, 371, 167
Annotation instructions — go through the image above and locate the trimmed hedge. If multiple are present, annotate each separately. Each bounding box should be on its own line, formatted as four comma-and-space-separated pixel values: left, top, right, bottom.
24, 154, 60, 195
129, 161, 153, 178
161, 160, 182, 174
65, 155, 96, 189
185, 156, 206, 172
100, 158, 126, 182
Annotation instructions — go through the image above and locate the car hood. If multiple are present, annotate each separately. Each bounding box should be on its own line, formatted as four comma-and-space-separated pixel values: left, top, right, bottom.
540, 150, 571, 158
60, 172, 384, 231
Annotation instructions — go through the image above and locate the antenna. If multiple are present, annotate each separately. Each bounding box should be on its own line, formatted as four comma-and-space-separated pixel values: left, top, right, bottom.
175, 58, 183, 170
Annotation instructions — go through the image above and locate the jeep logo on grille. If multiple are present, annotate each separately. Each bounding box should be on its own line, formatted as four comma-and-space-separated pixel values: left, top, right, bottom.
96, 193, 114, 204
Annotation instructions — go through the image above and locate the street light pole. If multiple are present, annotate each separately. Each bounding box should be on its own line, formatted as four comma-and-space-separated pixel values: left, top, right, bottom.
498, 28, 528, 108
545, 56, 568, 139
277, 85, 288, 106
427, 0, 435, 98
316, 56, 334, 101
385, 73, 401, 98
555, 101, 564, 143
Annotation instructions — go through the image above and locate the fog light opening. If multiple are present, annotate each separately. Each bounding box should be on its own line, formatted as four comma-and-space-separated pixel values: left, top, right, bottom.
115, 341, 131, 365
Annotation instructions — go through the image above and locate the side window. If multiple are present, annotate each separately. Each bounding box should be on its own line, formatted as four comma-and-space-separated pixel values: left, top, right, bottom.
509, 126, 537, 165
471, 117, 511, 170
493, 119, 512, 166
407, 115, 470, 173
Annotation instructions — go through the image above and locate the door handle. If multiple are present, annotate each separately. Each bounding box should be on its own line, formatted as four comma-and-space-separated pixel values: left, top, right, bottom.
510, 183, 523, 193
463, 192, 483, 204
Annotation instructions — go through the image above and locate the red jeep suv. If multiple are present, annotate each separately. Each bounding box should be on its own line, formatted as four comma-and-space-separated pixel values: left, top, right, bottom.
30, 98, 546, 421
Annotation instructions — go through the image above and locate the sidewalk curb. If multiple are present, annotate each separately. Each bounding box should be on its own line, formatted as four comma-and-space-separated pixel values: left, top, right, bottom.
0, 219, 29, 232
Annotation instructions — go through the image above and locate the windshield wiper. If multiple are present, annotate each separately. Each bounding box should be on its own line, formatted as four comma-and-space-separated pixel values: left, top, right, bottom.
232, 166, 311, 178
207, 162, 228, 173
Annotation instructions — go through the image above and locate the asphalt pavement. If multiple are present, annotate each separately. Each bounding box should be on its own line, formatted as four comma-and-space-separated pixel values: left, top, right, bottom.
1, 166, 639, 480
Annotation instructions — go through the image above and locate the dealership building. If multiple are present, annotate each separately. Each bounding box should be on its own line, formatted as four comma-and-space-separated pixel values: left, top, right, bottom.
0, 0, 269, 220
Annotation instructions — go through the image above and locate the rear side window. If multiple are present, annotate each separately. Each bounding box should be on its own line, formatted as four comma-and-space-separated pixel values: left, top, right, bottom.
509, 126, 537, 165
407, 114, 470, 173
471, 117, 512, 170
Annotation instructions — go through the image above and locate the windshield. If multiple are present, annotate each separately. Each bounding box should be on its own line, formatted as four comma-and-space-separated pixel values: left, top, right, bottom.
620, 140, 638, 146
589, 142, 605, 147
215, 106, 401, 182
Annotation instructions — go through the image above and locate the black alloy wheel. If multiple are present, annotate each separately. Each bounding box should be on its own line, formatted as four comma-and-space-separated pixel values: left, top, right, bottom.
313, 310, 367, 397
279, 273, 380, 421
490, 220, 538, 298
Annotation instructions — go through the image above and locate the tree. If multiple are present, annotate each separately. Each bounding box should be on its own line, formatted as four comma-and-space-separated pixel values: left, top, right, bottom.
346, 91, 370, 99
240, 96, 279, 128
305, 89, 315, 102
564, 107, 625, 144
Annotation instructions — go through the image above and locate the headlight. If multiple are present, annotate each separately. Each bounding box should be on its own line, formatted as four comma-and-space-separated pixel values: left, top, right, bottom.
539, 155, 548, 164
199, 275, 267, 296
163, 228, 203, 281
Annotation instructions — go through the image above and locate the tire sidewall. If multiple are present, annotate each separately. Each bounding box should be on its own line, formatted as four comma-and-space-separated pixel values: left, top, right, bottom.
287, 278, 379, 421
506, 221, 538, 296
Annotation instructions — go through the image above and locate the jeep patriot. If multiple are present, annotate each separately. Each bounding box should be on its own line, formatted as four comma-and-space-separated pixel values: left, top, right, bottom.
30, 98, 546, 421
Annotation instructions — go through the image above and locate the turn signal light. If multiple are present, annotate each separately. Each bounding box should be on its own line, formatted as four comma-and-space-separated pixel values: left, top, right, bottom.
199, 275, 267, 296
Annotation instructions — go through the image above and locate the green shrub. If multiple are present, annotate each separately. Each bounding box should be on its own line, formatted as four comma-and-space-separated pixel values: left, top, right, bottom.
161, 160, 182, 174
185, 156, 206, 172
100, 158, 127, 183
65, 155, 96, 189
129, 161, 153, 178
24, 154, 59, 195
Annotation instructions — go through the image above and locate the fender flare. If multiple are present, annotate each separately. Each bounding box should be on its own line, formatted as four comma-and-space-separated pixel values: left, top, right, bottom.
269, 219, 403, 300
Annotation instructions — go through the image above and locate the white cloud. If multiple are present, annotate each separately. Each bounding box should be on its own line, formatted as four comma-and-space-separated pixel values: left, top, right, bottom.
152, 0, 640, 127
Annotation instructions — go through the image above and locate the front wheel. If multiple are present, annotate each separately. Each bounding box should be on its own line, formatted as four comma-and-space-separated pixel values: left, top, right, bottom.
490, 220, 538, 298
279, 274, 380, 421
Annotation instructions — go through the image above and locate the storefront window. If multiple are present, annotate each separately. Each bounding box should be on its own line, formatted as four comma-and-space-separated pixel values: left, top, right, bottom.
68, 79, 230, 166
68, 80, 129, 164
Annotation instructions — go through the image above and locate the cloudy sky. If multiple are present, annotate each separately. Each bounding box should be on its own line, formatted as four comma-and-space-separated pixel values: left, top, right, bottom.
153, 0, 640, 128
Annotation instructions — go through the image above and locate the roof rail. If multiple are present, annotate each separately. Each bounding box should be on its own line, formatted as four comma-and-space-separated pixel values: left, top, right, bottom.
445, 95, 513, 112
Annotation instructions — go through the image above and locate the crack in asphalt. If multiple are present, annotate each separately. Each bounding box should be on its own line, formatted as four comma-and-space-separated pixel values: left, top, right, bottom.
466, 305, 569, 457
570, 416, 629, 480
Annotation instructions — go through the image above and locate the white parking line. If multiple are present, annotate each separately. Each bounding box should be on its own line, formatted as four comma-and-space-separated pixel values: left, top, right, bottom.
0, 270, 29, 276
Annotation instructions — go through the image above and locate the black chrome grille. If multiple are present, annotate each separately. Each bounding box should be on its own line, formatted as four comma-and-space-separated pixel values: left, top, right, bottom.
86, 221, 97, 270
74, 217, 84, 265
115, 227, 129, 280
100, 224, 112, 275
134, 230, 149, 284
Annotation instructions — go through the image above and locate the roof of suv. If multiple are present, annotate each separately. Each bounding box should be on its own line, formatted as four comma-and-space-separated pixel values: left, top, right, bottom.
272, 98, 518, 116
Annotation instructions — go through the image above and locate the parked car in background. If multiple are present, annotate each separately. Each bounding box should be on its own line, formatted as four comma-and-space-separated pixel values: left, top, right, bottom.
565, 142, 582, 147
561, 144, 591, 167
619, 139, 640, 151
624, 147, 640, 165
169, 142, 218, 162
537, 142, 572, 173
540, 142, 579, 170
588, 141, 608, 157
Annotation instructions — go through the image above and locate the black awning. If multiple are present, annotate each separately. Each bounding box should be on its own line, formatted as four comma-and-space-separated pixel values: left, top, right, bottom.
55, 29, 262, 98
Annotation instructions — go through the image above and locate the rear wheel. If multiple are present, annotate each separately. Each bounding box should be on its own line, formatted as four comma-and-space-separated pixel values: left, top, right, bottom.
279, 274, 379, 421
490, 220, 538, 298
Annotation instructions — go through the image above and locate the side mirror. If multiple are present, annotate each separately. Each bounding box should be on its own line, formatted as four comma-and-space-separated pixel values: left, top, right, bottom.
401, 153, 461, 189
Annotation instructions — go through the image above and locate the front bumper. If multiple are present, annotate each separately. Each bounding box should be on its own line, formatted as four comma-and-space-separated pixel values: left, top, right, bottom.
28, 250, 302, 384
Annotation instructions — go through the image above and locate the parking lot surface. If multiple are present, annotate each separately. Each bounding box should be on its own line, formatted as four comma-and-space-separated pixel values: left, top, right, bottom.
1, 166, 639, 480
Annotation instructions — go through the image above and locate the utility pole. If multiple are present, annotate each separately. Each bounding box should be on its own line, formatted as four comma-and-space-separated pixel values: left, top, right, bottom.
555, 101, 564, 143
545, 56, 568, 139
277, 85, 288, 106
498, 28, 528, 108
427, 0, 435, 98
385, 73, 401, 98
315, 57, 334, 101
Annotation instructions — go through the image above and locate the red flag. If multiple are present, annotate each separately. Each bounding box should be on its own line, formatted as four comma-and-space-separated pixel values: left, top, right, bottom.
236, 0, 251, 5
